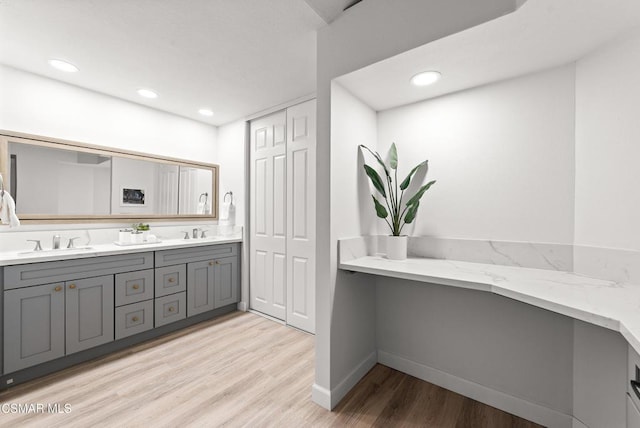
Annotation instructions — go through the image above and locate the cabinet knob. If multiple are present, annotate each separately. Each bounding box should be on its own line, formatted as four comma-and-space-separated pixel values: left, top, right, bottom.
168, 306, 175, 312
132, 284, 140, 290
54, 285, 62, 292
69, 284, 76, 289
209, 261, 215, 266
131, 316, 139, 322
168, 277, 175, 283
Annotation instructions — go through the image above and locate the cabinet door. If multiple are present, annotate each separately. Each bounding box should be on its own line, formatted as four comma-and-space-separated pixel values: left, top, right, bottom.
65, 275, 114, 354
214, 256, 239, 309
187, 260, 214, 317
4, 283, 65, 373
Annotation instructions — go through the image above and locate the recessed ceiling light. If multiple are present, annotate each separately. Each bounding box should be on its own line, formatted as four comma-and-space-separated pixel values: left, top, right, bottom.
198, 109, 214, 117
137, 88, 158, 99
48, 59, 79, 73
411, 71, 441, 87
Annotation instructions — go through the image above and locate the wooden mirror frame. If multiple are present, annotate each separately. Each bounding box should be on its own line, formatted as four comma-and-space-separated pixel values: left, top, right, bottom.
0, 130, 218, 224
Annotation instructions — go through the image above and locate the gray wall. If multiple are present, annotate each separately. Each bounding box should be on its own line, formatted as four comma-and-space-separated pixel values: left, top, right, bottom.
376, 277, 574, 413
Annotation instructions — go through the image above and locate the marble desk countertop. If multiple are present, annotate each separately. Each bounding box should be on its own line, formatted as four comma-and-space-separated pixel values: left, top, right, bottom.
0, 234, 243, 267
339, 255, 640, 355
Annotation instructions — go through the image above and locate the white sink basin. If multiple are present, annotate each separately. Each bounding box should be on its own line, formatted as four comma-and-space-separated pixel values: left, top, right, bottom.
18, 246, 95, 256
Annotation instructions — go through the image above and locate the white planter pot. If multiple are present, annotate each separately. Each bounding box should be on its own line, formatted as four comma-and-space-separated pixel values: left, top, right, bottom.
387, 235, 408, 260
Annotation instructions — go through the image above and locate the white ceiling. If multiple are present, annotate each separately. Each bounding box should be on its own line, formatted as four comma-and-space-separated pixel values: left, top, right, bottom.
303, 0, 363, 24
336, 0, 640, 111
0, 0, 326, 126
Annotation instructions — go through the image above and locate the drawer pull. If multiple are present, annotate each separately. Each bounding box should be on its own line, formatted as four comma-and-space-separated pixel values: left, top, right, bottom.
631, 380, 640, 400
131, 316, 139, 322
168, 306, 175, 312
54, 285, 62, 292
132, 284, 140, 290
168, 277, 176, 283
69, 284, 76, 289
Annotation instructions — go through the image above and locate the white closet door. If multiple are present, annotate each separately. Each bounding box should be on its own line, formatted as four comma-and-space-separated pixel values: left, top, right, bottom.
250, 110, 287, 320
286, 100, 316, 333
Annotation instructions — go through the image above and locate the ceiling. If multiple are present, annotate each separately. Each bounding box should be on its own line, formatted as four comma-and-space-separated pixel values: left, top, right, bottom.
336, 0, 640, 111
0, 0, 327, 126
303, 0, 364, 24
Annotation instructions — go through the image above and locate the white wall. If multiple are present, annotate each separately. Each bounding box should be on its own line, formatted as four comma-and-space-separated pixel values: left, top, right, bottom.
315, 0, 520, 408
574, 27, 640, 250
0, 65, 217, 163
217, 120, 246, 227
376, 65, 576, 244
217, 119, 248, 309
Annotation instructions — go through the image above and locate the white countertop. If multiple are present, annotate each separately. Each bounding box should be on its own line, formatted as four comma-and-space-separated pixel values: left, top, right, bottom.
0, 235, 242, 266
340, 256, 640, 355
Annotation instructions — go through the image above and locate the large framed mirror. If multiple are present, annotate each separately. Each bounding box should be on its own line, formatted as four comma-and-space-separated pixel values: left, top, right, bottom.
0, 131, 218, 223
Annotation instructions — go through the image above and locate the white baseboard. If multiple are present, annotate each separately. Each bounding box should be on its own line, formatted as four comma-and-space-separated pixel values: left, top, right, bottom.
378, 350, 574, 428
311, 351, 377, 410
311, 383, 331, 410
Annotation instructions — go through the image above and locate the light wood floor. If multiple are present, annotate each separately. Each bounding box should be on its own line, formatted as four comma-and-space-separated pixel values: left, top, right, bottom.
0, 312, 541, 428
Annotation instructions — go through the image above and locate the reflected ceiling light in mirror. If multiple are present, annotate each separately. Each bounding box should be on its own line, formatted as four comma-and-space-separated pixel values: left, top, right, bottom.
137, 88, 158, 99
198, 108, 214, 117
48, 59, 79, 73
411, 71, 441, 87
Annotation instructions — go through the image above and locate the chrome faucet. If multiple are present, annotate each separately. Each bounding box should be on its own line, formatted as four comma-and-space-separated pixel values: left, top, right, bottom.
181, 231, 190, 239
53, 235, 61, 250
67, 237, 80, 249
27, 240, 42, 251
192, 228, 199, 239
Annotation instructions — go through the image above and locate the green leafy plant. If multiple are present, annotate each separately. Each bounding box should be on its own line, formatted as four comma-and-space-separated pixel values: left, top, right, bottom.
360, 143, 436, 236
132, 223, 150, 231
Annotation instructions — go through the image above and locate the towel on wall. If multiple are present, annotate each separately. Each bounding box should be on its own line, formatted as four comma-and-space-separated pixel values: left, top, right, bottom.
0, 191, 20, 228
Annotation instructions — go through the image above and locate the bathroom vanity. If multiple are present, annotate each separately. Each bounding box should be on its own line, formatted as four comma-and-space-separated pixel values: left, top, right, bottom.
0, 237, 241, 388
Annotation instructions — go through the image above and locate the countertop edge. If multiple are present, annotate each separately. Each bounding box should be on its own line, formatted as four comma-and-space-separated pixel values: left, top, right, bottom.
0, 236, 243, 266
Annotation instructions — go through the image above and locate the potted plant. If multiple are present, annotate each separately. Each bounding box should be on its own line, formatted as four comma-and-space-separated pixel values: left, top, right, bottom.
360, 143, 436, 260
132, 223, 151, 242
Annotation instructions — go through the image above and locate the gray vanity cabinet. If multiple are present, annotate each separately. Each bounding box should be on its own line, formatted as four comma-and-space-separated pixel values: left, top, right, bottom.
65, 275, 114, 354
185, 254, 240, 316
4, 282, 66, 373
157, 243, 240, 319
187, 260, 215, 316
214, 256, 239, 309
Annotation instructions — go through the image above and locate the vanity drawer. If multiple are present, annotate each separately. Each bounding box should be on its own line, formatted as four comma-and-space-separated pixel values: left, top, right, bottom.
155, 243, 238, 267
154, 265, 186, 297
155, 292, 186, 327
115, 269, 154, 306
115, 300, 154, 340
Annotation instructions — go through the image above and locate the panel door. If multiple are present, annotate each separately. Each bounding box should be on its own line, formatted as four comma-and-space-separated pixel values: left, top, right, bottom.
4, 283, 65, 373
250, 110, 287, 320
65, 275, 114, 354
187, 260, 215, 317
214, 256, 239, 309
286, 100, 316, 333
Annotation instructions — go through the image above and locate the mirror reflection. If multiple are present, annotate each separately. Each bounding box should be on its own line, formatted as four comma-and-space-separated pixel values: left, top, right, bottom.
4, 136, 217, 220
111, 157, 179, 215
179, 166, 213, 215
9, 143, 111, 215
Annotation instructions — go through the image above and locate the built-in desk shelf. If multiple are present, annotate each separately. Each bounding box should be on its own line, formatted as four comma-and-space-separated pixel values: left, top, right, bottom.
339, 254, 640, 356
